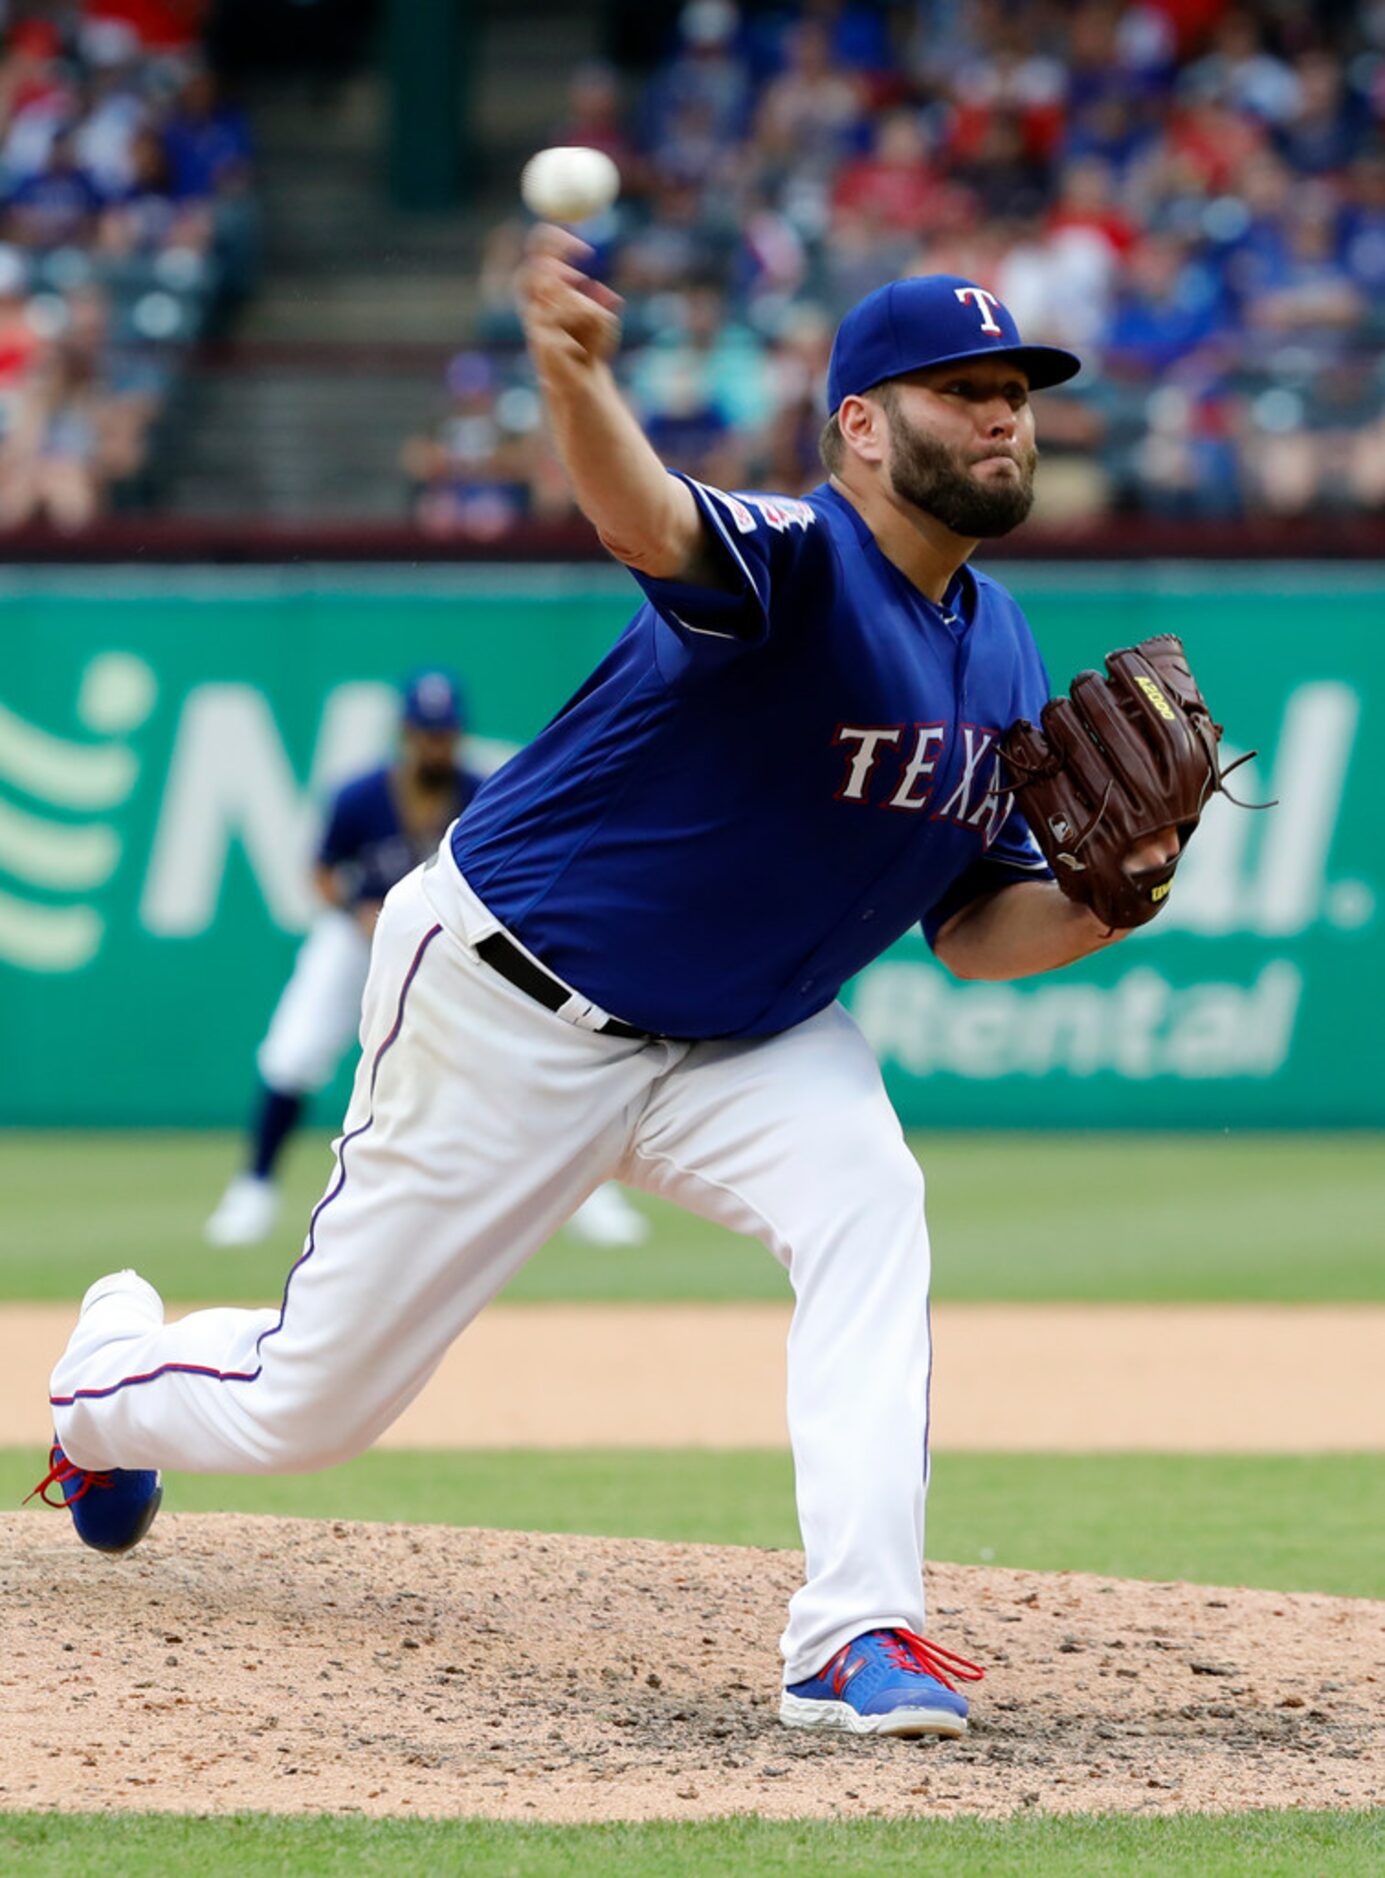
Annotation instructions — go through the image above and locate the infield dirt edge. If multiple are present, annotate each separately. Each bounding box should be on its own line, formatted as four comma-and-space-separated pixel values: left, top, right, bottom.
3, 1301, 1383, 1451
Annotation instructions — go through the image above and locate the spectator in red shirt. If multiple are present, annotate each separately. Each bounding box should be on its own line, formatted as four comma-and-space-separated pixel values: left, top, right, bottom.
82, 2, 207, 57
832, 110, 979, 239
1044, 155, 1139, 260
0, 245, 40, 436
1164, 94, 1267, 194
552, 61, 639, 183
0, 24, 78, 182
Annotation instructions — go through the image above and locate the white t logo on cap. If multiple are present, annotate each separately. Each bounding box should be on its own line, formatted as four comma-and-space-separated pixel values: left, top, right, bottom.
954, 286, 1003, 335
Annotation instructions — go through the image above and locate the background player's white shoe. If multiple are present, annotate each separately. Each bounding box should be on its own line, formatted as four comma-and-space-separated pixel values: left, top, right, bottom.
566, 1183, 650, 1248
204, 1175, 280, 1248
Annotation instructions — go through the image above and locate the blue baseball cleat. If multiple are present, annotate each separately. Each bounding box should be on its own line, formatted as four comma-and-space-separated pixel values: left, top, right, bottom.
780, 1628, 983, 1738
26, 1441, 162, 1556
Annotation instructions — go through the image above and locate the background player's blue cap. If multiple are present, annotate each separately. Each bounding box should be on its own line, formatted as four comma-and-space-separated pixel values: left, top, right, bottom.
402, 668, 465, 731
827, 275, 1082, 412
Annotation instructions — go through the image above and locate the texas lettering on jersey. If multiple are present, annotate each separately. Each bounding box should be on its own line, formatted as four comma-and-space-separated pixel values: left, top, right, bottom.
454, 477, 1054, 1039
834, 722, 1017, 848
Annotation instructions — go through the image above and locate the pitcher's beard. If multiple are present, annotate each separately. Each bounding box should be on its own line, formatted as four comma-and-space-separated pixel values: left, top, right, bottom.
414, 761, 456, 792
888, 418, 1037, 538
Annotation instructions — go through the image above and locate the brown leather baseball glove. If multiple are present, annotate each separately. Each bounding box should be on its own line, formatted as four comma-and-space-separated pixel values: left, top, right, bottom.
1000, 633, 1252, 932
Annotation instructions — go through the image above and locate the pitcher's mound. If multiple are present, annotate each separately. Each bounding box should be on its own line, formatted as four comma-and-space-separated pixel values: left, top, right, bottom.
2, 1515, 1380, 1820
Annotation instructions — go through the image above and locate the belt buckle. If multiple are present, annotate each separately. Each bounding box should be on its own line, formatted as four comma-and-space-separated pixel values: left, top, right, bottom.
560, 992, 612, 1033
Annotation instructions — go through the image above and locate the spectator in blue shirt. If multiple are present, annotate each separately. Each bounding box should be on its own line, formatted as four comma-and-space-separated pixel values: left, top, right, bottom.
1101, 234, 1226, 380
1275, 51, 1372, 177
161, 67, 252, 202
4, 129, 104, 250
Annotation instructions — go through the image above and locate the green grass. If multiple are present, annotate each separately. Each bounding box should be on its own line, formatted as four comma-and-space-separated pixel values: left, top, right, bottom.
0, 1810, 1381, 1876
1, 1131, 1382, 1305
7, 1449, 1382, 1600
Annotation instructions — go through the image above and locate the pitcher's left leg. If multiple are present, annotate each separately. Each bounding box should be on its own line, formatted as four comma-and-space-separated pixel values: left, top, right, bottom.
626, 1003, 934, 1685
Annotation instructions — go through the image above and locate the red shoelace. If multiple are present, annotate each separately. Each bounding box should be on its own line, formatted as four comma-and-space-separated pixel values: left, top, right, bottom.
24, 1447, 111, 1509
876, 1629, 985, 1692
824, 1628, 985, 1696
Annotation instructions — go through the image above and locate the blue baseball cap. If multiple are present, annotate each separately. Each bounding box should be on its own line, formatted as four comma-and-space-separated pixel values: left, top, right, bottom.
827, 275, 1081, 412
402, 668, 465, 731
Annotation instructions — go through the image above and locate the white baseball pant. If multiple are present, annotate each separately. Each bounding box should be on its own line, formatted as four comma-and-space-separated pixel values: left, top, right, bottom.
255, 909, 372, 1096
51, 848, 935, 1683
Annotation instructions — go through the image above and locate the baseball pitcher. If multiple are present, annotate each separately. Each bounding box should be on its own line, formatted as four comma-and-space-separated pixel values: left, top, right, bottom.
34, 242, 1244, 1739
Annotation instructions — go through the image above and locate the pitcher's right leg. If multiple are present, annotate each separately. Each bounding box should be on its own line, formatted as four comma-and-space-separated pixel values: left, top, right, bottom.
50, 870, 661, 1477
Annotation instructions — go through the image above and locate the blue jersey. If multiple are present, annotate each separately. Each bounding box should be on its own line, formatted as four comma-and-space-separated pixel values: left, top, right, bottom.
452, 477, 1052, 1039
319, 764, 480, 907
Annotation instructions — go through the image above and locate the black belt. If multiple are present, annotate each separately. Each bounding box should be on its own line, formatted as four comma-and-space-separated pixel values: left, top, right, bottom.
476, 932, 653, 1042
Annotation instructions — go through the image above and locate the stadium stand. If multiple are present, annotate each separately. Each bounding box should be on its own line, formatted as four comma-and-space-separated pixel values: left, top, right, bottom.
1, 1, 1381, 541
404, 0, 1385, 536
0, 1, 253, 528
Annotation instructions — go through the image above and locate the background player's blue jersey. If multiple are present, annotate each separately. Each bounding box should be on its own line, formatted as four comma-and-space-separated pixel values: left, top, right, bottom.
319, 764, 480, 907
452, 477, 1053, 1039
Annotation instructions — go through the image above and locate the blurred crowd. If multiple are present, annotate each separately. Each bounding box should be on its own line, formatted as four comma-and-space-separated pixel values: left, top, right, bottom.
405, 0, 1385, 535
0, 1, 252, 529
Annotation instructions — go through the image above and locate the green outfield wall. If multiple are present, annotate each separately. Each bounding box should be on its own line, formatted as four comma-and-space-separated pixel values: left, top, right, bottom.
0, 563, 1376, 1128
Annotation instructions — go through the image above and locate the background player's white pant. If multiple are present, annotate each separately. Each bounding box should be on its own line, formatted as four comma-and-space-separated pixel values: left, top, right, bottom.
52, 855, 934, 1684
256, 910, 371, 1095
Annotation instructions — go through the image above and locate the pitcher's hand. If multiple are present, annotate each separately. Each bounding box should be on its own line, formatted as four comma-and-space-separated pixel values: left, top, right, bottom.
517, 225, 624, 381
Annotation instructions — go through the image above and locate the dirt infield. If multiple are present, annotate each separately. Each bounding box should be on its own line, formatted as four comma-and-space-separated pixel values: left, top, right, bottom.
2, 1515, 1380, 1821
5, 1301, 1384, 1451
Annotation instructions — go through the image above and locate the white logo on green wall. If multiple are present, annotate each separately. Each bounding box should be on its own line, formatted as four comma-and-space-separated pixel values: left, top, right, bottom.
139, 684, 514, 937
0, 653, 156, 972
141, 681, 398, 936
1159, 682, 1372, 935
1, 667, 518, 973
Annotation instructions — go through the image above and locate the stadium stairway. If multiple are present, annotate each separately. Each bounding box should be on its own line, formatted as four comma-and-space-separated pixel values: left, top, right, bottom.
161, 3, 599, 519
159, 357, 446, 520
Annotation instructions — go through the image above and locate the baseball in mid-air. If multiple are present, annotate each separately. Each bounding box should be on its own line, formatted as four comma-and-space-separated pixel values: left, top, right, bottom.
520, 145, 621, 223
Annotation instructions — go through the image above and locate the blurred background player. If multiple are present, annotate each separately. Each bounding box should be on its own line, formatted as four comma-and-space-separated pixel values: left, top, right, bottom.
204, 666, 651, 1253
204, 667, 477, 1247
